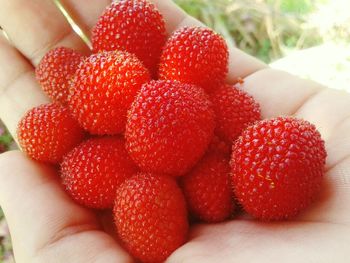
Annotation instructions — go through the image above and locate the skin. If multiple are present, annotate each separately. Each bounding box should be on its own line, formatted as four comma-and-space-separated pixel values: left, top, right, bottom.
0, 0, 350, 262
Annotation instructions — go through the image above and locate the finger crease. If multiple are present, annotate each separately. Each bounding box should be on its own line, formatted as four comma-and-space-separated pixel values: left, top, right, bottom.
326, 117, 350, 171
36, 221, 101, 255
28, 28, 74, 65
0, 69, 34, 97
291, 85, 325, 116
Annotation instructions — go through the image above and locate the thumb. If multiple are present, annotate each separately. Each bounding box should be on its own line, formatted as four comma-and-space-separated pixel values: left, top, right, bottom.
0, 150, 132, 263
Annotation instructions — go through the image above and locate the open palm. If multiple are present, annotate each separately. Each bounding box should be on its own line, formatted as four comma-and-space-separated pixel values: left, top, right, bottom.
0, 1, 349, 262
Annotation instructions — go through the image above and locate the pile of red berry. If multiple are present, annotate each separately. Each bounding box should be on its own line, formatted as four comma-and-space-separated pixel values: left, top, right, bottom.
17, 1, 327, 262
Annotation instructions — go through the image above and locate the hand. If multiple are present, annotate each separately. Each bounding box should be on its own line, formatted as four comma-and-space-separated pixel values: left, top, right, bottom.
0, 1, 350, 262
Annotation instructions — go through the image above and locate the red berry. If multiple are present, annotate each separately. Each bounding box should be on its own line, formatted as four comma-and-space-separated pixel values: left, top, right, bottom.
208, 134, 231, 156
159, 27, 228, 93
17, 103, 85, 164
182, 152, 235, 223
126, 80, 215, 176
61, 137, 137, 209
211, 84, 261, 143
114, 172, 188, 263
35, 47, 84, 104
231, 117, 327, 220
92, 0, 166, 76
68, 50, 150, 135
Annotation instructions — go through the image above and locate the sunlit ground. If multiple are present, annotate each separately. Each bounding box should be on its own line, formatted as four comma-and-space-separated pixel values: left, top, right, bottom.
271, 0, 350, 91
271, 42, 350, 91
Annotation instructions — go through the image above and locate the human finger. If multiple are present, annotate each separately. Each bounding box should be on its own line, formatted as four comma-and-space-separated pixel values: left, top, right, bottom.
0, 150, 132, 263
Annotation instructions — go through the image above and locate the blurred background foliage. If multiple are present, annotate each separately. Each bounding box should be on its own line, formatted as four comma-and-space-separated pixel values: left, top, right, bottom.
174, 0, 350, 63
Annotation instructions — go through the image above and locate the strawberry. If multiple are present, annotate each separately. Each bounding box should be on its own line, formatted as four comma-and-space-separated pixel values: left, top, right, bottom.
231, 117, 327, 220
61, 137, 137, 209
159, 26, 228, 93
211, 84, 261, 144
17, 103, 85, 164
182, 152, 235, 223
92, 0, 166, 76
35, 47, 84, 105
68, 50, 150, 135
125, 80, 215, 176
114, 172, 188, 263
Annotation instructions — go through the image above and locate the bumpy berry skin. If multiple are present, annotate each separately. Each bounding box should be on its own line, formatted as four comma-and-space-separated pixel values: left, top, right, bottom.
126, 80, 215, 176
68, 50, 150, 135
61, 137, 137, 209
91, 0, 166, 76
159, 27, 228, 93
231, 117, 327, 220
211, 84, 261, 143
114, 173, 188, 263
182, 152, 235, 223
35, 47, 84, 104
208, 134, 231, 156
17, 103, 85, 164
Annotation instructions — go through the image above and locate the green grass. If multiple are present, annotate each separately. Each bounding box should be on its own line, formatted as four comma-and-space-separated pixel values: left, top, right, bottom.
277, 0, 315, 14
174, 0, 323, 63
0, 123, 12, 152
0, 133, 12, 148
